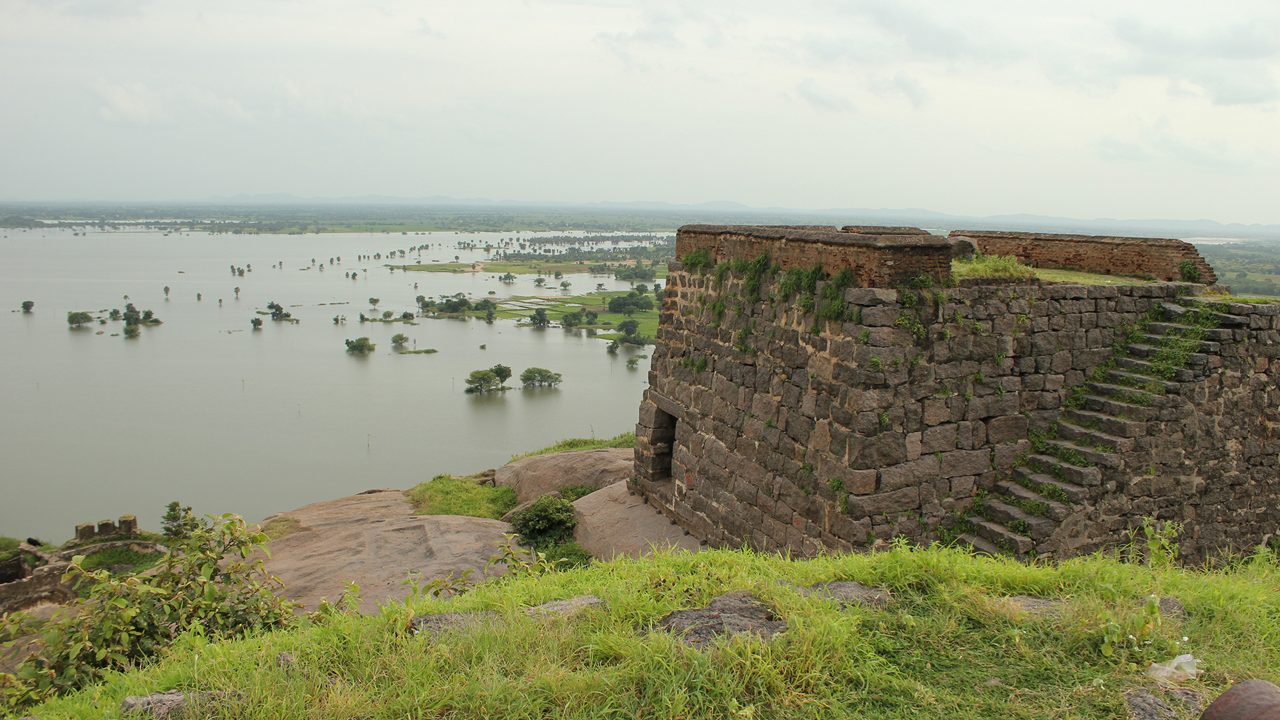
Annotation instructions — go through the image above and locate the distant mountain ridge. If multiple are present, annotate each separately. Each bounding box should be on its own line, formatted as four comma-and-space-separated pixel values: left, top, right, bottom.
2, 196, 1277, 241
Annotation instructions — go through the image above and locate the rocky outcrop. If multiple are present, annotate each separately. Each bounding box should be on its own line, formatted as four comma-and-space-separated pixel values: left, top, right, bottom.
571, 481, 702, 560
497, 448, 634, 504
262, 490, 512, 613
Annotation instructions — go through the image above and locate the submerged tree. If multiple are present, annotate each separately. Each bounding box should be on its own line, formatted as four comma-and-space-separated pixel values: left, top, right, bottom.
251, 317, 263, 330
463, 369, 502, 394
528, 308, 551, 328
391, 333, 409, 348
345, 337, 376, 354
67, 311, 93, 328
20, 300, 33, 313
519, 367, 562, 388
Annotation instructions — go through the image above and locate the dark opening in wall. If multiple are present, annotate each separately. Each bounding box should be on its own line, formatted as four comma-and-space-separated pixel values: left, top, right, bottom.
650, 408, 677, 481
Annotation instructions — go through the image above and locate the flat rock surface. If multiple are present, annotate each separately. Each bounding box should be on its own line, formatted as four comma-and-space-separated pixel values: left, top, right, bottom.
657, 591, 786, 648
526, 595, 606, 618
572, 481, 702, 560
798, 580, 892, 607
496, 448, 634, 503
262, 490, 512, 613
410, 611, 501, 637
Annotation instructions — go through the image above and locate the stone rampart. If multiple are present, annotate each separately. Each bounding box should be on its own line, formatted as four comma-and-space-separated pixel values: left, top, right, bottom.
677, 225, 952, 288
953, 230, 1217, 285
633, 225, 1274, 562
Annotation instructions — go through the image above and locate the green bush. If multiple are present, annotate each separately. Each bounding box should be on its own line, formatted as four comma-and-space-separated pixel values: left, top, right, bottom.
510, 496, 577, 548
559, 485, 598, 502
1179, 260, 1202, 283
0, 515, 295, 714
539, 540, 592, 568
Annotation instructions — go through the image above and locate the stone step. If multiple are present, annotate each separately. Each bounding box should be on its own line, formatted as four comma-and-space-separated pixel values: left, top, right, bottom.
993, 480, 1071, 521
981, 499, 1056, 541
1025, 453, 1102, 486
1041, 437, 1122, 468
1175, 298, 1251, 326
1063, 408, 1149, 438
1124, 344, 1211, 367
1014, 467, 1090, 504
1160, 302, 1191, 321
1083, 385, 1160, 411
1114, 357, 1196, 383
1057, 420, 1137, 452
1139, 333, 1221, 354
1147, 322, 1234, 342
958, 532, 1001, 557
1104, 369, 1180, 393
971, 518, 1034, 556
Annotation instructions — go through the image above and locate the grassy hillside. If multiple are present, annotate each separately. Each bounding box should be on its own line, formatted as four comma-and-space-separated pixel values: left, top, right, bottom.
24, 542, 1280, 719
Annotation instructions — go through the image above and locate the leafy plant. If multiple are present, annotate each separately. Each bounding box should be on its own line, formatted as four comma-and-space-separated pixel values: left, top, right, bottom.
0, 515, 295, 714
509, 496, 577, 548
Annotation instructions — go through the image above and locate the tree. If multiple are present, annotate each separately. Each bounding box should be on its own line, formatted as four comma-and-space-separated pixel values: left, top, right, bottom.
161, 501, 202, 539
528, 308, 550, 328
490, 364, 512, 384
617, 319, 640, 337
251, 318, 263, 330
234, 287, 241, 298
499, 273, 517, 283
534, 277, 546, 287
163, 286, 170, 298
369, 298, 380, 308
123, 324, 140, 339
520, 367, 563, 387
560, 280, 571, 290
562, 310, 582, 329
464, 369, 502, 394
67, 311, 93, 328
20, 300, 33, 313
345, 337, 376, 354
381, 310, 393, 320
391, 333, 409, 348
607, 291, 655, 316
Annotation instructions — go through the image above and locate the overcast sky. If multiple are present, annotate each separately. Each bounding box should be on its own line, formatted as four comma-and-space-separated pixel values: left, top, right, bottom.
2, 0, 1278, 223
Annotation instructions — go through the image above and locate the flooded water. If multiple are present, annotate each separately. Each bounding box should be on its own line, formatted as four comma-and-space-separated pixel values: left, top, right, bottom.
1, 229, 654, 541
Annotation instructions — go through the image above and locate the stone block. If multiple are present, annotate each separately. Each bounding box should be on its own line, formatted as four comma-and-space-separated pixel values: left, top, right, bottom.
986, 415, 1029, 444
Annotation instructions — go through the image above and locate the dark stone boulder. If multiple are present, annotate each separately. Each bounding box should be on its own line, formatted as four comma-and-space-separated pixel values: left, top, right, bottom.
1201, 680, 1280, 720
656, 592, 786, 649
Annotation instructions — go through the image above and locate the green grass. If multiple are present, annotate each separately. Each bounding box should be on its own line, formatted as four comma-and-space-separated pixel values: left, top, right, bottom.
0, 536, 19, 562
77, 548, 164, 575
25, 543, 1280, 719
406, 475, 518, 520
952, 255, 1038, 282
494, 291, 660, 339
509, 432, 635, 462
951, 256, 1155, 286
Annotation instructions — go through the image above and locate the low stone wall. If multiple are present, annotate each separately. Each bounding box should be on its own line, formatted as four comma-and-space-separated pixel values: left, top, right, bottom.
0, 563, 73, 614
953, 230, 1217, 285
677, 225, 952, 288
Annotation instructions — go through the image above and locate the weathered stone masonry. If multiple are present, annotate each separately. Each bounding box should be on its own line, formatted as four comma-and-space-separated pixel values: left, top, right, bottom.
633, 225, 1277, 562
954, 230, 1217, 285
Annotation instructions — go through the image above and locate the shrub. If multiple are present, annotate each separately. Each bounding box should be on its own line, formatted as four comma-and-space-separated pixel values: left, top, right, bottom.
1179, 260, 1202, 283
161, 501, 203, 539
0, 515, 294, 714
510, 496, 577, 548
559, 485, 597, 502
539, 540, 592, 568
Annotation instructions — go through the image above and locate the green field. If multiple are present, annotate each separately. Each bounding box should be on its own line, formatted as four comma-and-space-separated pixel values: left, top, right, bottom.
393, 260, 668, 280
24, 540, 1280, 719
491, 291, 660, 339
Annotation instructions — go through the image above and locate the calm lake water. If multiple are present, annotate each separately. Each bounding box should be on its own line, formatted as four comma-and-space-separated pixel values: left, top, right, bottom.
1, 229, 655, 541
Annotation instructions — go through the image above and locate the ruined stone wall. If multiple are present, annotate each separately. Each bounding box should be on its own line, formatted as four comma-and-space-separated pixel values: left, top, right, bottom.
678, 225, 952, 289
954, 230, 1217, 285
633, 227, 1276, 560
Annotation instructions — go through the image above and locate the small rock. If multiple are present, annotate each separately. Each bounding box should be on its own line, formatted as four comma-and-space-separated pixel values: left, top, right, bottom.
1201, 679, 1280, 720
121, 690, 228, 718
525, 595, 606, 618
276, 651, 295, 670
410, 611, 499, 637
1157, 597, 1187, 620
1003, 595, 1063, 617
1125, 689, 1176, 720
797, 580, 891, 608
657, 592, 786, 649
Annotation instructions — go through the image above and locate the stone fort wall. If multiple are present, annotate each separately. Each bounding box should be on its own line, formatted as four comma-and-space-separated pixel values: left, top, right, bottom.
954, 230, 1218, 285
632, 225, 1276, 562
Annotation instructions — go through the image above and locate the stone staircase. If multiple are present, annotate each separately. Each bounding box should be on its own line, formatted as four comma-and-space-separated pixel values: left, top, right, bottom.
957, 295, 1246, 558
